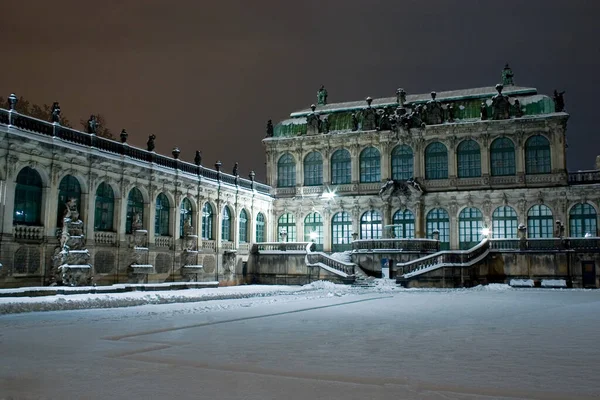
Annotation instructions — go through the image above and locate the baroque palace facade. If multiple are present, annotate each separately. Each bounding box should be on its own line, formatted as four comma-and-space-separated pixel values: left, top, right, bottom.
265, 66, 600, 255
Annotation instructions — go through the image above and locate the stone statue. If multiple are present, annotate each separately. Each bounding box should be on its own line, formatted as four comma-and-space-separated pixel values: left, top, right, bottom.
396, 88, 407, 106
233, 162, 239, 176
553, 90, 566, 112
7, 94, 18, 110
377, 107, 392, 131
351, 113, 359, 131
322, 117, 330, 133
306, 104, 321, 135
317, 85, 328, 106
147, 134, 156, 152
400, 105, 425, 130
266, 119, 274, 137
183, 217, 194, 237
424, 91, 444, 125
361, 97, 377, 130
406, 177, 423, 193
194, 150, 202, 166
491, 84, 511, 120
446, 104, 455, 122
120, 129, 128, 143
379, 178, 423, 201
51, 102, 61, 123
132, 212, 143, 231
514, 99, 524, 118
502, 63, 514, 86
480, 102, 488, 120
87, 115, 98, 134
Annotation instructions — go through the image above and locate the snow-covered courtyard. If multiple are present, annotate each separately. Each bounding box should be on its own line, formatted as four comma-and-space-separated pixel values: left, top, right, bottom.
1, 282, 599, 399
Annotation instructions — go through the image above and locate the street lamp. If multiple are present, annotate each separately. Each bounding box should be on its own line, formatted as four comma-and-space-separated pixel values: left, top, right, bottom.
481, 227, 490, 237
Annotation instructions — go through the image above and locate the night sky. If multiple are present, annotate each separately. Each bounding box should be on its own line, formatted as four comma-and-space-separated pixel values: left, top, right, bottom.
1, 1, 598, 181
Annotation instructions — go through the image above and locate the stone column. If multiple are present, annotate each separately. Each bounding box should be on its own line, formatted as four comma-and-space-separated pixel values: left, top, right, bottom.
448, 147, 457, 180
414, 201, 424, 238
1, 180, 15, 234
383, 203, 392, 237
413, 147, 423, 181
381, 144, 390, 181
322, 209, 331, 252
351, 144, 360, 184
44, 185, 59, 237
296, 150, 303, 188
322, 150, 331, 186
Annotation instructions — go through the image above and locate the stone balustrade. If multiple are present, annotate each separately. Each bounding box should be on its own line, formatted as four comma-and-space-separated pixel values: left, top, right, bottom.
94, 231, 116, 245
13, 225, 44, 241
154, 236, 173, 249
352, 238, 439, 253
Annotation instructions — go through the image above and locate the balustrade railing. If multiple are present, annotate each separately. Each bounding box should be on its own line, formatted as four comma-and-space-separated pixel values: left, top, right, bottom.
399, 239, 490, 278
94, 231, 116, 245
352, 238, 439, 252
568, 170, 600, 184
305, 251, 355, 276
13, 225, 45, 241
0, 109, 271, 195
490, 237, 600, 251
222, 241, 234, 250
252, 242, 311, 252
154, 236, 173, 249
202, 240, 216, 250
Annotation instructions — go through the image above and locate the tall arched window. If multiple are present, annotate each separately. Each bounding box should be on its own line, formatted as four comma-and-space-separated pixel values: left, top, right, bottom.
201, 203, 214, 240
525, 135, 551, 174
331, 149, 351, 184
457, 140, 481, 178
492, 206, 518, 239
277, 153, 296, 188
94, 182, 114, 231
359, 147, 381, 183
304, 212, 323, 251
425, 142, 448, 180
391, 145, 413, 181
392, 209, 415, 238
239, 209, 248, 243
222, 206, 232, 241
331, 211, 352, 252
304, 151, 323, 186
126, 188, 144, 234
360, 210, 382, 239
527, 204, 553, 238
426, 208, 450, 250
57, 175, 81, 226
155, 193, 170, 236
256, 212, 265, 242
277, 213, 296, 242
179, 197, 193, 237
13, 167, 43, 226
458, 207, 484, 249
490, 138, 516, 176
569, 203, 597, 237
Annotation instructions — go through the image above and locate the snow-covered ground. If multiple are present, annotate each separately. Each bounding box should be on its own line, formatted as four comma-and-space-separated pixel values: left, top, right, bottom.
1, 282, 599, 399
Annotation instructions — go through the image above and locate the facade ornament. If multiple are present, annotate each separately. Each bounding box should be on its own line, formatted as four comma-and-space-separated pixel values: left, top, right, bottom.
480, 101, 488, 120
446, 103, 455, 122
502, 63, 514, 86
306, 104, 321, 135
172, 147, 181, 159
396, 88, 407, 106
424, 92, 444, 125
537, 191, 544, 204
351, 113, 359, 131
361, 97, 377, 130
147, 134, 156, 152
553, 90, 566, 112
322, 117, 330, 134
7, 93, 18, 110
502, 192, 509, 205
232, 162, 239, 176
86, 115, 98, 134
120, 129, 128, 143
400, 105, 425, 130
492, 84, 511, 120
51, 102, 61, 123
266, 119, 274, 137
514, 99, 524, 118
482, 198, 492, 215
317, 85, 328, 106
194, 150, 202, 166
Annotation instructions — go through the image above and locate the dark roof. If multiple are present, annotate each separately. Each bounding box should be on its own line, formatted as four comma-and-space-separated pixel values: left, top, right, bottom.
290, 85, 537, 117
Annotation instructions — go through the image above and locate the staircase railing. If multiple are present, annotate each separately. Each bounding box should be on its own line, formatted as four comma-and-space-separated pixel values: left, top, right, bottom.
398, 239, 490, 278
305, 248, 356, 277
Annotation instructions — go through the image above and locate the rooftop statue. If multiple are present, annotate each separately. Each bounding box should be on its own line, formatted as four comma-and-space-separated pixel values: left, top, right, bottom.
553, 90, 566, 112
266, 119, 274, 137
514, 99, 524, 118
87, 115, 97, 134
233, 162, 239, 176
194, 150, 202, 166
317, 85, 328, 106
147, 134, 156, 152
322, 117, 330, 133
51, 102, 61, 123
502, 63, 514, 86
361, 97, 377, 130
306, 104, 321, 135
424, 91, 444, 125
480, 101, 488, 120
491, 84, 511, 120
396, 88, 407, 106
351, 113, 358, 131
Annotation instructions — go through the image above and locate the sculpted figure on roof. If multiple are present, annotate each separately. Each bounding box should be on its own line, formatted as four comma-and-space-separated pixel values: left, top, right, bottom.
502, 64, 514, 86
317, 85, 328, 106
491, 84, 511, 120
361, 97, 377, 130
424, 91, 444, 125
396, 88, 407, 106
306, 104, 321, 135
553, 90, 566, 112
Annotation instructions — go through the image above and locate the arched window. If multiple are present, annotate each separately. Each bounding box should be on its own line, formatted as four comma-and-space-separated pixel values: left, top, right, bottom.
569, 203, 597, 237
94, 182, 114, 231
256, 212, 265, 242
304, 212, 323, 251
391, 145, 413, 181
392, 209, 415, 238
458, 207, 484, 249
457, 140, 481, 178
277, 213, 296, 242
13, 167, 43, 226
303, 151, 323, 186
331, 149, 351, 184
525, 135, 551, 174
492, 206, 518, 239
360, 210, 382, 239
57, 175, 81, 227
201, 203, 214, 240
221, 206, 232, 241
277, 153, 296, 188
527, 204, 553, 238
425, 142, 448, 180
331, 211, 352, 252
239, 209, 248, 243
179, 197, 193, 238
426, 208, 450, 250
155, 193, 170, 236
490, 138, 516, 176
126, 188, 144, 234
359, 147, 381, 183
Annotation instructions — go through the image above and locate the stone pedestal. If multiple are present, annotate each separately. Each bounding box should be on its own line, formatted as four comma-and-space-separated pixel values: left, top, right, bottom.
128, 229, 154, 283
181, 234, 203, 281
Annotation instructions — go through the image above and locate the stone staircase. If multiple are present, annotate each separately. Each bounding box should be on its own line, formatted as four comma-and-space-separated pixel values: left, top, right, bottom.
352, 265, 376, 287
